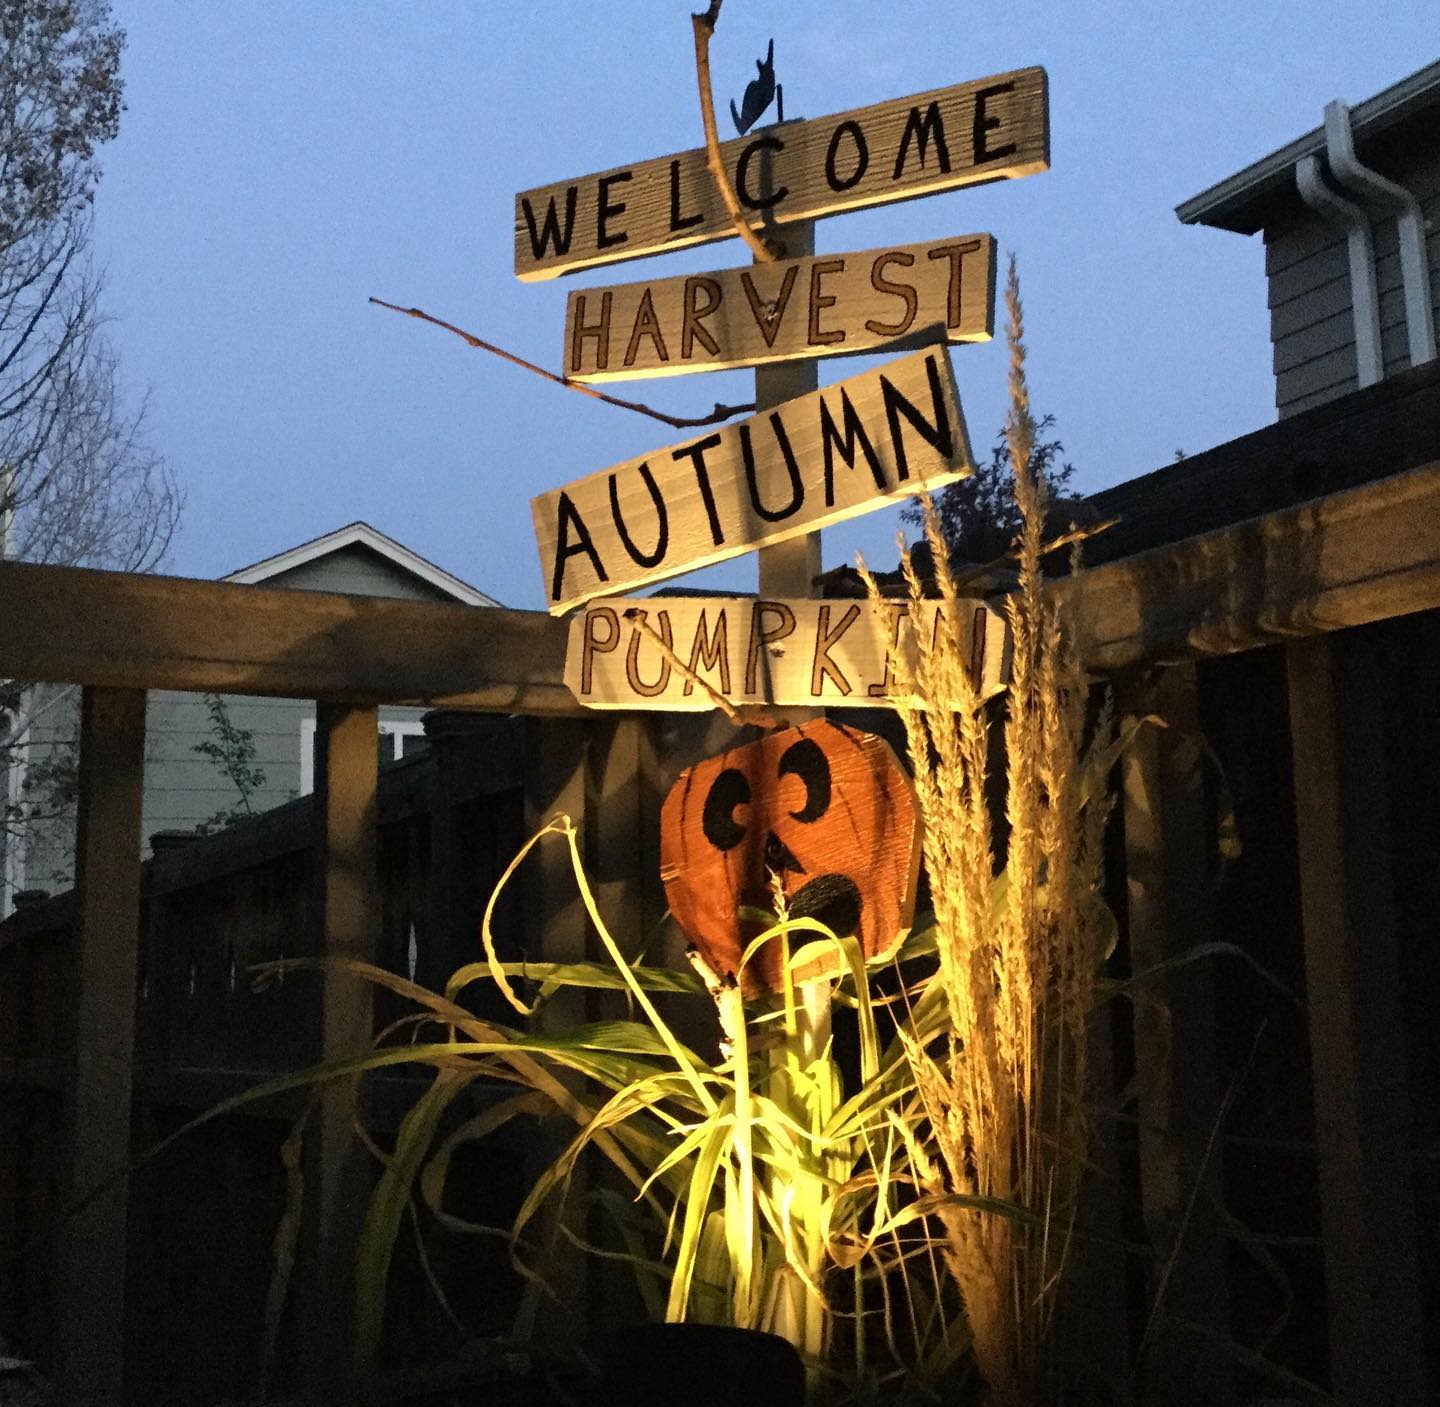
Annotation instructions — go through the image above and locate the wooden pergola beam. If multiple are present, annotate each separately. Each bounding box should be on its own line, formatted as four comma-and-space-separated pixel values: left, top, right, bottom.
0, 559, 576, 714
1058, 456, 1440, 671
4, 457, 1440, 704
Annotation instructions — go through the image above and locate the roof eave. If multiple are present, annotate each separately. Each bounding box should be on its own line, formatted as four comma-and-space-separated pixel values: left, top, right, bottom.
1176, 56, 1440, 234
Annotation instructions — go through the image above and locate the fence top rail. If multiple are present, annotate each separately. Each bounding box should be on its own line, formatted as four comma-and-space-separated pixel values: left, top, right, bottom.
4, 457, 1440, 706
0, 559, 575, 713
1060, 456, 1440, 670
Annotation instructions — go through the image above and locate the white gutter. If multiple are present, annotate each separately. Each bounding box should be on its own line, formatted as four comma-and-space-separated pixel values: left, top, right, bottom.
1296, 153, 1385, 387
1322, 99, 1437, 369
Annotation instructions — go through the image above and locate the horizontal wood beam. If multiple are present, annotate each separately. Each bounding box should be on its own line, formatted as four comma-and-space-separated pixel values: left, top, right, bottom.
5, 456, 1440, 709
1059, 457, 1440, 671
0, 559, 577, 714
1084, 356, 1440, 565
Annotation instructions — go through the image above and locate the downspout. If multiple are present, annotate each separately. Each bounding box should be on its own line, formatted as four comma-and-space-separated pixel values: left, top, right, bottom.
1323, 99, 1437, 368
1296, 153, 1385, 387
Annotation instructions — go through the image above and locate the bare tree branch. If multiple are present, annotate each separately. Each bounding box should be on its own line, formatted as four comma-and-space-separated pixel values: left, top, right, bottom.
368, 297, 755, 430
691, 2, 783, 262
623, 605, 786, 730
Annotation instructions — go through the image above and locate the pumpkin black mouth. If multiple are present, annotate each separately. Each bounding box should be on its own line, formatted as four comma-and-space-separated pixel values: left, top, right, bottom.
786, 873, 863, 942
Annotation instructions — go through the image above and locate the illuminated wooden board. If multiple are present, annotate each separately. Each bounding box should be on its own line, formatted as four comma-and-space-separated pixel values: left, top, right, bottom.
515, 67, 1047, 280
565, 596, 1009, 710
659, 720, 922, 994
532, 345, 974, 614
563, 233, 995, 382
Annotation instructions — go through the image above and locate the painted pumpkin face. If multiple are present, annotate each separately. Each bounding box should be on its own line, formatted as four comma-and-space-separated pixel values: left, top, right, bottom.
660, 720, 921, 994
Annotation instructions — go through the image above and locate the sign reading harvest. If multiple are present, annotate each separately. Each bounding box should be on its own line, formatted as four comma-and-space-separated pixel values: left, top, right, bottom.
532, 346, 974, 614
564, 234, 995, 382
515, 67, 1047, 280
565, 596, 1009, 710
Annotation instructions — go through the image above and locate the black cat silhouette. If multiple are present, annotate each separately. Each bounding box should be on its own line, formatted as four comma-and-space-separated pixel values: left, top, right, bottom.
730, 39, 778, 135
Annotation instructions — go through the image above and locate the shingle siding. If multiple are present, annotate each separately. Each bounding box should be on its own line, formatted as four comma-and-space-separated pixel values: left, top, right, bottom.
1266, 137, 1440, 418
262, 545, 457, 602
6, 542, 472, 900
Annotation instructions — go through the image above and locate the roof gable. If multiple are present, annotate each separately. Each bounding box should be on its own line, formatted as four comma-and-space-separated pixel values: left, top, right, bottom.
223, 522, 499, 606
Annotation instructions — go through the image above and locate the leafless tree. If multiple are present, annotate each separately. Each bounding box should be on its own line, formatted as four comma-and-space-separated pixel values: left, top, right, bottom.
1, 1, 179, 570
2, 1, 181, 906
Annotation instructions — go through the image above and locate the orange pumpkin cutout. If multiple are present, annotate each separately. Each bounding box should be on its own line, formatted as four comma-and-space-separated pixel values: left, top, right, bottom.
660, 720, 921, 995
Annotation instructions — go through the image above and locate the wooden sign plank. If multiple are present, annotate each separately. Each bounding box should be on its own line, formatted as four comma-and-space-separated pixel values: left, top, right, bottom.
532, 345, 974, 614
515, 67, 1047, 281
564, 596, 1010, 710
564, 233, 995, 382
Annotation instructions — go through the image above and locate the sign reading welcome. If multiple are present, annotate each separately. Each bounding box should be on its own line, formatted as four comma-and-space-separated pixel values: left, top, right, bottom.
564, 234, 995, 382
515, 68, 1047, 280
566, 596, 1009, 709
531, 346, 974, 614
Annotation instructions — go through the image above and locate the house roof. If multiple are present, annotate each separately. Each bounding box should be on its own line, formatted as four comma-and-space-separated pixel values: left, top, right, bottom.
1176, 57, 1440, 234
223, 521, 500, 607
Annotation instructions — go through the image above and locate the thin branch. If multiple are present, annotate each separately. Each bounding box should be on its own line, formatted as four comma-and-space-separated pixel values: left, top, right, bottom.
368, 298, 755, 431
947, 516, 1121, 593
691, 3, 782, 262
623, 606, 785, 731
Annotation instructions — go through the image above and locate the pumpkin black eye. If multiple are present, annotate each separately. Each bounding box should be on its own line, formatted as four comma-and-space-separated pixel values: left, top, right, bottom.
702, 767, 751, 851
778, 737, 830, 823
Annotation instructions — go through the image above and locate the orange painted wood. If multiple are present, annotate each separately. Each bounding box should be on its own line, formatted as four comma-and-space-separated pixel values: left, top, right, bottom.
659, 720, 920, 994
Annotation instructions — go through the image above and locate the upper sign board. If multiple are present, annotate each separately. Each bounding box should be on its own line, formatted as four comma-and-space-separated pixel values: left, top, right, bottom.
566, 595, 1010, 711
515, 67, 1048, 281
532, 345, 974, 615
564, 233, 995, 383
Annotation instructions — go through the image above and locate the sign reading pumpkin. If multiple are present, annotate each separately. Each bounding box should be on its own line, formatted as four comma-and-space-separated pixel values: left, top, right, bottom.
660, 720, 921, 994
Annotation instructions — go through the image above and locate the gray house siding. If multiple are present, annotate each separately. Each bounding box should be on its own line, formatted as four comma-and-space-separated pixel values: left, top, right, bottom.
257, 544, 460, 602
1267, 138, 1440, 417
4, 536, 480, 909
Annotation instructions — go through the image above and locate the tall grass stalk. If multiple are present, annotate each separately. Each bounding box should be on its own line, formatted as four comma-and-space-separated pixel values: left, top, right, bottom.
875, 257, 1115, 1404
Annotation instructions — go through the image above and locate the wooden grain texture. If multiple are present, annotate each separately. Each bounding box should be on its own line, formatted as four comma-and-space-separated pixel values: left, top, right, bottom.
1284, 634, 1429, 1402
514, 67, 1046, 280
9, 457, 1440, 709
305, 702, 382, 1394
754, 220, 822, 607
1082, 355, 1440, 567
563, 233, 995, 382
1057, 457, 1440, 671
659, 720, 920, 994
54, 687, 147, 1407
533, 346, 973, 613
1118, 666, 1233, 1404
565, 596, 1008, 710
0, 558, 576, 714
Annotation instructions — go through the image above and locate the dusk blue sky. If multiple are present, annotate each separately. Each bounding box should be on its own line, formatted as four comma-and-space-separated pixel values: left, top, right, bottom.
91, 4, 1437, 609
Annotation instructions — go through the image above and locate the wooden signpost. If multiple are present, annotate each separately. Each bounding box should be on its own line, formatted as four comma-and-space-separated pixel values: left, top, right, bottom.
565, 596, 1009, 710
563, 233, 995, 382
512, 49, 1048, 994
515, 67, 1048, 280
532, 345, 974, 614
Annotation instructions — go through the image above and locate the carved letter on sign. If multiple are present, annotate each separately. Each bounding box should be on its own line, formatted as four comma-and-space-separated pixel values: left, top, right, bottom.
660, 720, 921, 995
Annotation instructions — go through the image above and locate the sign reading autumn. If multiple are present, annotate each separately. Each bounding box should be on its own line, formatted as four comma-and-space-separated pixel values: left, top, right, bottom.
532, 346, 974, 613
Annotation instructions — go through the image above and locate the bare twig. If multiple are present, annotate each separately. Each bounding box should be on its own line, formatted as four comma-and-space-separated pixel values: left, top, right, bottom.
691, 3, 783, 262
623, 605, 785, 730
369, 298, 755, 430
947, 516, 1121, 593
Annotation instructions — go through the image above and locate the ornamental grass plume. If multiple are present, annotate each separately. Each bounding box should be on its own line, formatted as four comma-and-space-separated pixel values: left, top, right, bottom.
873, 257, 1115, 1404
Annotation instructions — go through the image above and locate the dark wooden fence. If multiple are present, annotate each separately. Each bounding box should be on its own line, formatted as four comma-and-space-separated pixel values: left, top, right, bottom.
3, 359, 1440, 1403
